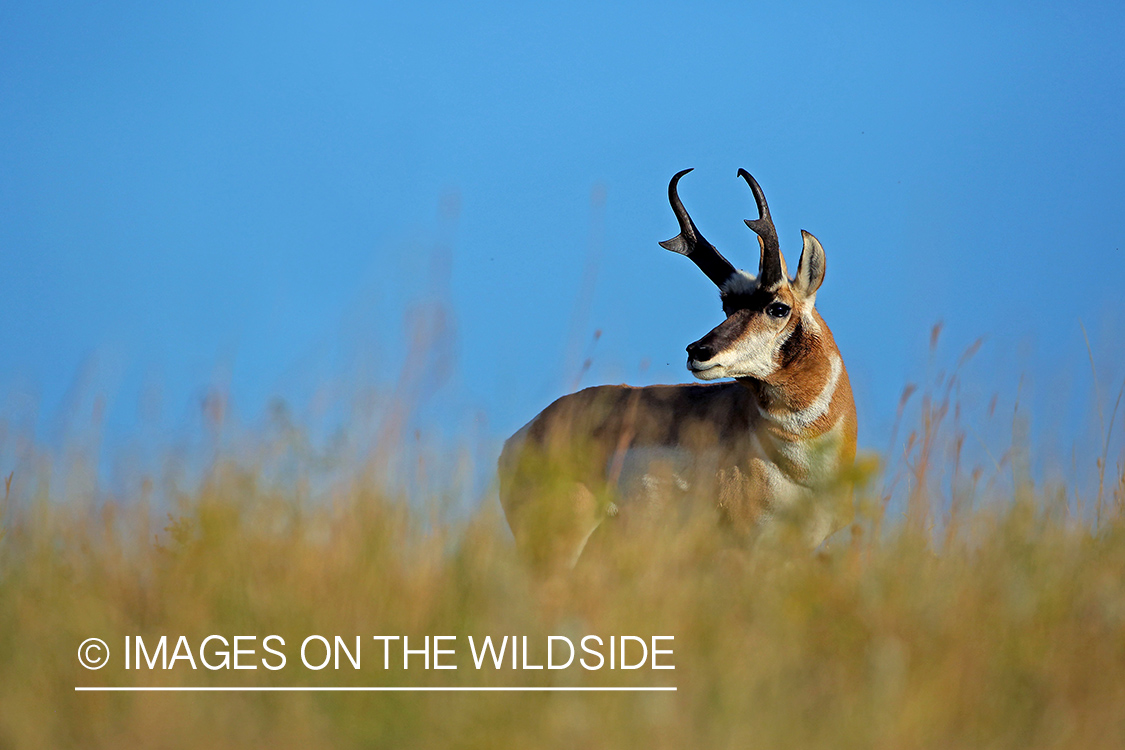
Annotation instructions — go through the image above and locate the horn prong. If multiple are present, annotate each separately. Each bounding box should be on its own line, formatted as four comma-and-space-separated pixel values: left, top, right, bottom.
660, 169, 738, 290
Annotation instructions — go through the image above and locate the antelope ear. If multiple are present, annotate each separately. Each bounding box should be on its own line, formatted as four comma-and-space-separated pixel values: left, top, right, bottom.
793, 230, 826, 298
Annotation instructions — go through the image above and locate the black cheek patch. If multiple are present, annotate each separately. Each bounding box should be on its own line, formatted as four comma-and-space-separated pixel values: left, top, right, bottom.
778, 318, 809, 367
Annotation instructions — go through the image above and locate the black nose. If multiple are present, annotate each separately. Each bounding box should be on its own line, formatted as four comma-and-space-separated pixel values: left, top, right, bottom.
687, 341, 715, 362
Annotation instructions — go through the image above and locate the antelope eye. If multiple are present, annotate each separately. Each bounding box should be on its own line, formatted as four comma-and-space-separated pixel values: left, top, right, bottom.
766, 302, 791, 319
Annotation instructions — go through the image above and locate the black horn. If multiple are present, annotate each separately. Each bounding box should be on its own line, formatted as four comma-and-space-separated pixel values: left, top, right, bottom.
659, 168, 738, 290
738, 169, 785, 288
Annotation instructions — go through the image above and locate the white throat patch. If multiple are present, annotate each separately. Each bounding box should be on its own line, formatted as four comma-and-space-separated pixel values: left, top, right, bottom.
757, 354, 842, 433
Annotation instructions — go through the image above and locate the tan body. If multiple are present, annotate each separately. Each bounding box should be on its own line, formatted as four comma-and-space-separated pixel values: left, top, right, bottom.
500, 312, 856, 568
498, 169, 858, 569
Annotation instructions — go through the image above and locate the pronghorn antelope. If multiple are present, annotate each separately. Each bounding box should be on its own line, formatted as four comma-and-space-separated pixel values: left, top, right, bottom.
498, 169, 857, 569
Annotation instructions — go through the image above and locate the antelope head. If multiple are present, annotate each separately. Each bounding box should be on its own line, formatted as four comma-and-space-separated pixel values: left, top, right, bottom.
660, 168, 828, 382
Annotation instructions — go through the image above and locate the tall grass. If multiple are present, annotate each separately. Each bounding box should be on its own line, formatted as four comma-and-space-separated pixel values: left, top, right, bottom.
2, 357, 1125, 749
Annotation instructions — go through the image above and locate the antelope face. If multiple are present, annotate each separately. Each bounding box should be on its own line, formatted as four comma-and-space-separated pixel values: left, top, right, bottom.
686, 280, 801, 380
660, 169, 827, 383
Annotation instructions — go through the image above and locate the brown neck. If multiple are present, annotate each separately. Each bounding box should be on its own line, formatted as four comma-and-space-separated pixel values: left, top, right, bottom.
742, 312, 839, 414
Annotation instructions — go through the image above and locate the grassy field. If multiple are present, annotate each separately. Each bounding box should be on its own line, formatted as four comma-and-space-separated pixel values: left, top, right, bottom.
2, 372, 1124, 749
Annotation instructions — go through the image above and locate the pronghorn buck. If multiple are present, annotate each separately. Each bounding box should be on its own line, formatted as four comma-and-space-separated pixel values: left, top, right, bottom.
498, 169, 857, 569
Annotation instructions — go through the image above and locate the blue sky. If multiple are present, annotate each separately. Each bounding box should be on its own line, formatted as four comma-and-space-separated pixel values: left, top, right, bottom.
2, 1, 1124, 484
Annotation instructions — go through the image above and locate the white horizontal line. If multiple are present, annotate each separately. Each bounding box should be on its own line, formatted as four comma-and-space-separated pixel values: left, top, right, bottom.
75, 686, 676, 692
